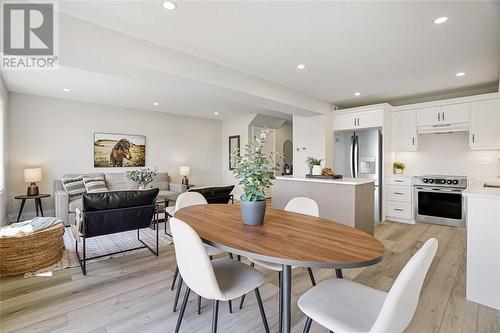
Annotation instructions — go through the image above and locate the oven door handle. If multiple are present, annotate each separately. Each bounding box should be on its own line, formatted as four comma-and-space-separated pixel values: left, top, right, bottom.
415, 186, 463, 193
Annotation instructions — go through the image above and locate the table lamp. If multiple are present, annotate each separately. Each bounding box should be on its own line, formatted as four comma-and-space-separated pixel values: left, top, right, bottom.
180, 166, 190, 186
24, 168, 42, 196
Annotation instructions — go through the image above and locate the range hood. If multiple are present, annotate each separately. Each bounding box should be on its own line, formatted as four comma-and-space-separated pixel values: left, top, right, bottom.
417, 122, 469, 134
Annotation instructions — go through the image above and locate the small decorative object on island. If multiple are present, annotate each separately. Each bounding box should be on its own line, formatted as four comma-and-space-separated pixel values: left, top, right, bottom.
24, 168, 42, 196
126, 167, 157, 189
180, 166, 191, 186
231, 129, 279, 225
306, 157, 322, 175
393, 161, 405, 174
321, 167, 335, 177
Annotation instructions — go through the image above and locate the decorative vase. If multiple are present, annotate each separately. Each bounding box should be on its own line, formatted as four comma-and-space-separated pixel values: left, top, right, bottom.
312, 165, 322, 175
240, 200, 266, 225
394, 168, 403, 174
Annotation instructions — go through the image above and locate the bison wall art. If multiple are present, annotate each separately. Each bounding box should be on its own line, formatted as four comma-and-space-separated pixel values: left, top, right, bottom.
94, 133, 146, 167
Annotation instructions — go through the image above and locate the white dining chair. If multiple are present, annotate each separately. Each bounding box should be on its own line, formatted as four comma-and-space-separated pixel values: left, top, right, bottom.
240, 197, 319, 331
167, 192, 226, 313
170, 217, 270, 333
298, 238, 438, 333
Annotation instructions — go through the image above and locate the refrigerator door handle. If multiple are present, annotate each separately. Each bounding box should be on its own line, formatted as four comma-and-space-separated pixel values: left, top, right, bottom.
353, 135, 359, 178
349, 135, 355, 178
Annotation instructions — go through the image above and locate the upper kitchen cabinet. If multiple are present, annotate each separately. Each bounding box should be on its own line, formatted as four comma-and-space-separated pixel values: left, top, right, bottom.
469, 98, 500, 150
416, 103, 469, 127
333, 104, 390, 131
392, 110, 417, 151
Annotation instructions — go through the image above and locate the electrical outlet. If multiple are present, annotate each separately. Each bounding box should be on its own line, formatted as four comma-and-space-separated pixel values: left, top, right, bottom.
480, 157, 491, 165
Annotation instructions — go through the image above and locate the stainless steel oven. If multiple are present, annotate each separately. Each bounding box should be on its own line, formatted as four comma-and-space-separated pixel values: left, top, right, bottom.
414, 175, 467, 228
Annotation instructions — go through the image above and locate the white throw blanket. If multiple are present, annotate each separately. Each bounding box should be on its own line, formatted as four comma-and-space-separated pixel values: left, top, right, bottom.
0, 217, 62, 237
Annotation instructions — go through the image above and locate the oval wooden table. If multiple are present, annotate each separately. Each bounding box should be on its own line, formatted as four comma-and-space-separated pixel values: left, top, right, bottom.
175, 204, 385, 333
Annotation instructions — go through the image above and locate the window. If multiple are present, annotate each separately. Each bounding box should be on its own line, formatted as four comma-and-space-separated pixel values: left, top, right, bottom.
0, 97, 4, 192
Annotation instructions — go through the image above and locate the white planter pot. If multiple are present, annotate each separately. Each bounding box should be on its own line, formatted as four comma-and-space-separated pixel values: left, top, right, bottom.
312, 165, 322, 175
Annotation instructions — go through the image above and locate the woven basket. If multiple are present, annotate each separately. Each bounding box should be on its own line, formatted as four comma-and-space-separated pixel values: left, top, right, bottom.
0, 223, 64, 277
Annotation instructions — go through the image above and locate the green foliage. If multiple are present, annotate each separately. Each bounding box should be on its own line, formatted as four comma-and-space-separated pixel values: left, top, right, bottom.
306, 156, 322, 169
393, 161, 405, 170
126, 168, 157, 187
230, 130, 280, 202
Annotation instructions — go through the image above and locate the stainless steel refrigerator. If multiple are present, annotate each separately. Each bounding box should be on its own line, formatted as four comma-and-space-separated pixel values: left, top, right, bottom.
334, 128, 382, 223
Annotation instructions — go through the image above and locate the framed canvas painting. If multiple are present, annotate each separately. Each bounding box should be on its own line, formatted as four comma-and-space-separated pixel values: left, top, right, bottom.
228, 135, 240, 170
94, 133, 146, 167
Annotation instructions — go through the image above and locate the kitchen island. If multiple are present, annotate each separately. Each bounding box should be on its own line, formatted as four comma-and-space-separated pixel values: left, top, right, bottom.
463, 180, 500, 310
272, 176, 375, 235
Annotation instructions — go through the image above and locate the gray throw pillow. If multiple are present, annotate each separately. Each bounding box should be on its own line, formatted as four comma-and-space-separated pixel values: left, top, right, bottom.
83, 176, 109, 193
61, 176, 86, 196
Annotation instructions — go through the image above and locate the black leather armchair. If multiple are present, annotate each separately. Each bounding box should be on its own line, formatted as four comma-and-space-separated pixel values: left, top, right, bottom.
76, 189, 159, 275
188, 185, 235, 204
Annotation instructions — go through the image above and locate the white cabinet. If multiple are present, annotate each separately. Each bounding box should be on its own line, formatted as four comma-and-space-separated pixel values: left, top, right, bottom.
385, 176, 414, 224
443, 103, 469, 124
416, 103, 469, 126
334, 112, 358, 131
416, 106, 442, 126
392, 110, 417, 151
334, 109, 384, 131
469, 98, 500, 150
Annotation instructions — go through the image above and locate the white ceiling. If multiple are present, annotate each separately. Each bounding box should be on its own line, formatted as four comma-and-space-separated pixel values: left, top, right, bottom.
2, 1, 499, 119
59, 1, 500, 107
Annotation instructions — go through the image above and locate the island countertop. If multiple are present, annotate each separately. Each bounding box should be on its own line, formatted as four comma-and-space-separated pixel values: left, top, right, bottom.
463, 179, 500, 200
275, 176, 375, 186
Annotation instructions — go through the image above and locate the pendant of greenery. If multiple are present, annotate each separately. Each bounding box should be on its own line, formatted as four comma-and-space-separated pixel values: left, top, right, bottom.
230, 130, 280, 202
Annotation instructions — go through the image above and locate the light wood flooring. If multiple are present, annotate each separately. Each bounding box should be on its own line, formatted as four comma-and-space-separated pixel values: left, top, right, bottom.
1, 221, 499, 333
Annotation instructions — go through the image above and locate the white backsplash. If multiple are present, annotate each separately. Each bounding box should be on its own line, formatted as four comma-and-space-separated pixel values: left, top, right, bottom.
394, 132, 500, 181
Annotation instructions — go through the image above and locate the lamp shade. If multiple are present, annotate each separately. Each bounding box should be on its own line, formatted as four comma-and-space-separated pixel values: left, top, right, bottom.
179, 166, 191, 176
24, 168, 42, 183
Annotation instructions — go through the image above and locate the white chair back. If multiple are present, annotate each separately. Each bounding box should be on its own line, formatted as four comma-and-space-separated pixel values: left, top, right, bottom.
370, 238, 438, 333
285, 197, 319, 217
174, 192, 208, 213
170, 217, 225, 300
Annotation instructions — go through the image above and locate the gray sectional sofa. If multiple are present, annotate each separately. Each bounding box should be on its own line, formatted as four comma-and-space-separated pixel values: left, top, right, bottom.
54, 172, 185, 226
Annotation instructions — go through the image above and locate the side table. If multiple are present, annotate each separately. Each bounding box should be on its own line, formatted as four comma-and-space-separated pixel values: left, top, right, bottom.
14, 194, 51, 222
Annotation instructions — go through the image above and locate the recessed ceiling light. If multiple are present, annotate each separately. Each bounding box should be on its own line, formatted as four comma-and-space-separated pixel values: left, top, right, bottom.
153, 102, 159, 106
434, 17, 448, 24
162, 1, 177, 10
63, 88, 70, 92
297, 64, 306, 70
456, 72, 466, 77
213, 112, 219, 115
354, 92, 361, 97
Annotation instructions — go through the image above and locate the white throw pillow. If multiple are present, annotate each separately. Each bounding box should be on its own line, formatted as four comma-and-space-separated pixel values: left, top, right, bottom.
83, 176, 109, 193
61, 176, 86, 196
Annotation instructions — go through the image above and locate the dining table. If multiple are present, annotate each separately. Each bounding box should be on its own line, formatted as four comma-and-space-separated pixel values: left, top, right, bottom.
175, 204, 385, 333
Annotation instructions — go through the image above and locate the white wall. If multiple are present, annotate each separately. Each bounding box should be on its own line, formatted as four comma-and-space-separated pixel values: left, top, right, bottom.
293, 114, 331, 177
221, 114, 257, 199
6, 93, 222, 220
0, 76, 8, 226
394, 133, 500, 181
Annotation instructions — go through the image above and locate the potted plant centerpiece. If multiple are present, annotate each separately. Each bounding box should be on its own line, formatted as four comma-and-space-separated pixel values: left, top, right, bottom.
306, 157, 323, 175
393, 162, 405, 174
126, 167, 157, 189
231, 130, 279, 225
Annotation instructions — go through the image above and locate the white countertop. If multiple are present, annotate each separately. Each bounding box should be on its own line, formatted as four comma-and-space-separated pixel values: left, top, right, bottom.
464, 179, 500, 200
275, 176, 375, 186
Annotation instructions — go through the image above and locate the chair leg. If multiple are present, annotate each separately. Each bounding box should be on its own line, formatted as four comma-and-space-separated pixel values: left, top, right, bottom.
173, 276, 183, 312
307, 267, 316, 286
171, 266, 179, 291
254, 288, 270, 333
303, 317, 313, 333
212, 300, 220, 333
198, 295, 202, 315
228, 300, 233, 313
174, 287, 191, 333
335, 268, 343, 279
238, 294, 246, 310
279, 271, 283, 333
237, 255, 241, 261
